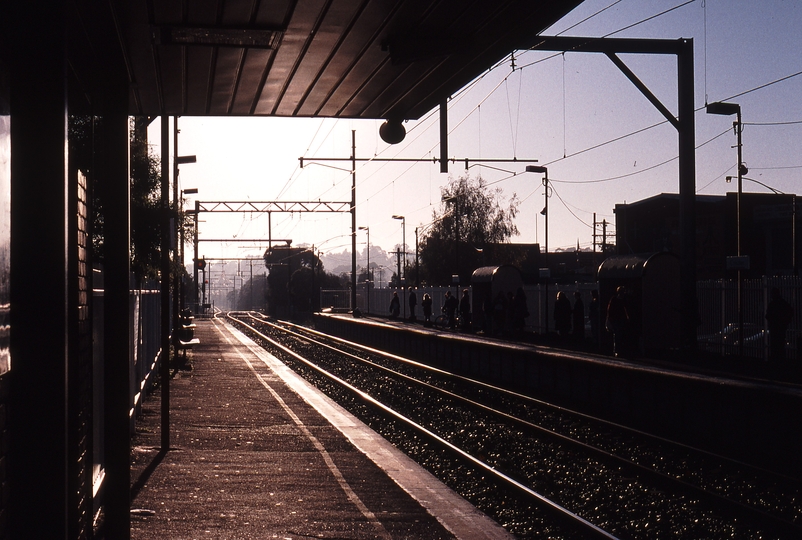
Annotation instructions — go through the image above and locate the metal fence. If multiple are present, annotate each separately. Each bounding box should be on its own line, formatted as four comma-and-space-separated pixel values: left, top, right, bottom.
92, 277, 163, 514
338, 277, 801, 362
697, 276, 801, 361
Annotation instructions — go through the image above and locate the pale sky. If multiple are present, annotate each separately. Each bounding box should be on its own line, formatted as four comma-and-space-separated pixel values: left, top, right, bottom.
154, 0, 802, 277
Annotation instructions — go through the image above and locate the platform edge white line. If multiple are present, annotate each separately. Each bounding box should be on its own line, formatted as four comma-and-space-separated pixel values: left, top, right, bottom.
222, 320, 514, 540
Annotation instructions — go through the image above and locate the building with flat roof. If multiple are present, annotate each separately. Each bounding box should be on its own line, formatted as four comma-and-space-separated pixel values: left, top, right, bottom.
615, 192, 799, 279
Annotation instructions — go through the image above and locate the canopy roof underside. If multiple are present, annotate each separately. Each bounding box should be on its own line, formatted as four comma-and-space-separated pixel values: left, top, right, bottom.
111, 0, 581, 120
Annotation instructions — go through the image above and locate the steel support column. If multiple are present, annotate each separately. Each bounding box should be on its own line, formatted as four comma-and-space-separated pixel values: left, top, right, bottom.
528, 36, 697, 349
9, 4, 70, 537
100, 78, 133, 540
351, 130, 357, 310
676, 38, 697, 350
160, 116, 171, 450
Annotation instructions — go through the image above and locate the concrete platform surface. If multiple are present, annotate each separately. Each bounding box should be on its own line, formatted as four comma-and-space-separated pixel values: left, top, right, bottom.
129, 317, 512, 539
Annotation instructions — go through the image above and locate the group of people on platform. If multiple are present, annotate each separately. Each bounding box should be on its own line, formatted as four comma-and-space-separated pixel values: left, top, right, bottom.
389, 285, 637, 358
389, 284, 795, 362
389, 287, 529, 335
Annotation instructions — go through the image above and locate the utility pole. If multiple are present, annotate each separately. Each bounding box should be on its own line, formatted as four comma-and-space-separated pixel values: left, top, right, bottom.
350, 130, 357, 311
602, 219, 608, 253
395, 249, 402, 289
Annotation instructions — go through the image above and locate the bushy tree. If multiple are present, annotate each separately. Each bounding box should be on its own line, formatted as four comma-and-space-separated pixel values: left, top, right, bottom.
419, 174, 520, 285
264, 245, 327, 315
69, 115, 190, 284
129, 127, 162, 280
235, 274, 268, 311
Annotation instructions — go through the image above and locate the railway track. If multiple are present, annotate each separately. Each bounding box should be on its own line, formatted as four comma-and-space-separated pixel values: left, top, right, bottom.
226, 312, 802, 539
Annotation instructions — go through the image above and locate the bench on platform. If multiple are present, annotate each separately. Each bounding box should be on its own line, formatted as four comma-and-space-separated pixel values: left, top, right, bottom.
177, 337, 200, 357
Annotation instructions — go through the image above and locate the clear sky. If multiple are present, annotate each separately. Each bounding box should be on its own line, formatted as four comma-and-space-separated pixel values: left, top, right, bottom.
155, 0, 802, 276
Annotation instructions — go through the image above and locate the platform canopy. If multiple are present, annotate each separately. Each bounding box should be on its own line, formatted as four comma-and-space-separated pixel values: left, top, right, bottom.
105, 0, 582, 121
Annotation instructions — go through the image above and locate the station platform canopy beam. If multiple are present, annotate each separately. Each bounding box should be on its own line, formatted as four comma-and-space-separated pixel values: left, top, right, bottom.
196, 201, 351, 213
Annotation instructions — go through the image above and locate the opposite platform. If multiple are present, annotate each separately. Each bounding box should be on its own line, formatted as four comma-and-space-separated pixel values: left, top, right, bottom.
129, 317, 512, 539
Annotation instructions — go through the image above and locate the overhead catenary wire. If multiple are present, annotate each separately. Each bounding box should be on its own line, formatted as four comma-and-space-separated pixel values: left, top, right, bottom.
299, 0, 685, 222
355, 3, 733, 244
279, 1, 802, 253
546, 127, 732, 185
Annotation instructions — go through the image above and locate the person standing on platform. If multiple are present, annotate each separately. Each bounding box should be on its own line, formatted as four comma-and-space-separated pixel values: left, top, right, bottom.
766, 287, 793, 361
459, 288, 471, 331
554, 291, 572, 337
422, 293, 433, 327
606, 286, 630, 357
408, 289, 418, 322
444, 290, 458, 330
389, 291, 400, 320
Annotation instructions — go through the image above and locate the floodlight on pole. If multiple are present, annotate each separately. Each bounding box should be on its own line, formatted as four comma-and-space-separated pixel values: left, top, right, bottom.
358, 226, 370, 313
526, 165, 549, 334
392, 215, 406, 319
707, 101, 745, 357
391, 215, 405, 280
180, 187, 199, 314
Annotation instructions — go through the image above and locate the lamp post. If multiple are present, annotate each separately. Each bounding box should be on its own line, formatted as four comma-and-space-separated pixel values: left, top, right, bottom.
392, 215, 406, 280
526, 165, 549, 333
172, 129, 197, 452
180, 188, 198, 315
392, 214, 406, 319
358, 226, 370, 313
707, 101, 746, 357
173, 148, 196, 321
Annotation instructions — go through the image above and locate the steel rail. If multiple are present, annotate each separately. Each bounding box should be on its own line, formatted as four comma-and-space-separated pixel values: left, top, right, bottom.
227, 313, 620, 540
246, 314, 802, 537
272, 316, 799, 483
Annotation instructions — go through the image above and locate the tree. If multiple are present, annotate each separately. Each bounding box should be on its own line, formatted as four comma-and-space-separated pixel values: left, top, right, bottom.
69, 116, 191, 284
264, 245, 324, 315
128, 124, 163, 281
419, 173, 521, 285
235, 274, 268, 311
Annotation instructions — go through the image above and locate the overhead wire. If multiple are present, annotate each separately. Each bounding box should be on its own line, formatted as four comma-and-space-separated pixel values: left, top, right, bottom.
696, 164, 736, 193
357, 0, 707, 237
602, 0, 695, 38
546, 127, 731, 185
744, 120, 802, 126
550, 183, 592, 229
558, 0, 625, 35
297, 0, 635, 214
275, 117, 342, 201
286, 0, 801, 248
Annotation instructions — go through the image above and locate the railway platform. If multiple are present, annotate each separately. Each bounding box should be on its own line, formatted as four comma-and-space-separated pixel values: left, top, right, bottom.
129, 318, 511, 539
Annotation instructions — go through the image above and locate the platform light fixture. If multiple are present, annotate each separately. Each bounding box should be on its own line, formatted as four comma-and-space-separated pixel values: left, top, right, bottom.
358, 226, 370, 313
707, 101, 745, 357
391, 215, 405, 282
526, 165, 549, 334
392, 215, 406, 319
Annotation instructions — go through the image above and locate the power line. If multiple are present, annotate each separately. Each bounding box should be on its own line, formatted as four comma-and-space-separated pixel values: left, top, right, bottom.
603, 0, 695, 38
744, 120, 802, 126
